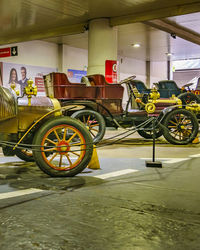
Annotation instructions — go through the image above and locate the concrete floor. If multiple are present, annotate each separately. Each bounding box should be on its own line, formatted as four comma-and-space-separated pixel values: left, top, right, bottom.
0, 129, 200, 249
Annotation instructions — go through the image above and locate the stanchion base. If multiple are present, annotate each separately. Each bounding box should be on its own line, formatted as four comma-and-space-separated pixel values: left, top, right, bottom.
145, 161, 162, 168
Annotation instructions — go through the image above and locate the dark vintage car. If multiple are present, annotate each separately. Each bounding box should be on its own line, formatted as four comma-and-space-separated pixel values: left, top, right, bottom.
0, 81, 93, 177
43, 73, 199, 145
130, 79, 200, 105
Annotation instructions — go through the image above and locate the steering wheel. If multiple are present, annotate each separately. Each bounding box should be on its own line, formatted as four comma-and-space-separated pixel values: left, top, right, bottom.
182, 82, 194, 88
120, 75, 136, 85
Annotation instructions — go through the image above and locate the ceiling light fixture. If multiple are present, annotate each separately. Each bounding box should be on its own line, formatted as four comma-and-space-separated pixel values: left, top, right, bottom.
166, 52, 173, 56
132, 43, 140, 48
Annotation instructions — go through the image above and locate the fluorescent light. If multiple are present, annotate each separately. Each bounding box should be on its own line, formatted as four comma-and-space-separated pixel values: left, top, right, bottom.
166, 52, 173, 56
131, 43, 140, 48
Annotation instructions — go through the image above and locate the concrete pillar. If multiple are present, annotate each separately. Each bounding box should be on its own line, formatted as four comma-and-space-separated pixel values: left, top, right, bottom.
87, 18, 117, 75
146, 60, 150, 87
58, 44, 64, 72
167, 59, 173, 80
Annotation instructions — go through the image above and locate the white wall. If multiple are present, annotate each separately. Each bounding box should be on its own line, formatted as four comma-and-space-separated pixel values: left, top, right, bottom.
118, 56, 146, 82
0, 40, 168, 89
0, 40, 58, 68
150, 61, 167, 86
62, 45, 88, 74
118, 56, 146, 107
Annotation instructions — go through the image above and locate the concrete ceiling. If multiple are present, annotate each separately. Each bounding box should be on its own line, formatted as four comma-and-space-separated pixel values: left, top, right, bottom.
1, 0, 200, 44
0, 0, 200, 62
44, 13, 200, 62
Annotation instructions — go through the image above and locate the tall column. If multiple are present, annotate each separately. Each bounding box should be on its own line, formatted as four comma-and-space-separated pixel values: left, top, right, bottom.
87, 18, 117, 75
146, 60, 150, 87
167, 59, 173, 80
58, 44, 64, 72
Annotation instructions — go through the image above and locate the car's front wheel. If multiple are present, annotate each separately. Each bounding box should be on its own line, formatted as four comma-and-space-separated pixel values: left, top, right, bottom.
32, 117, 93, 177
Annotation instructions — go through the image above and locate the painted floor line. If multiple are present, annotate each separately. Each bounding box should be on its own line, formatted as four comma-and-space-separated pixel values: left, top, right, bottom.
189, 153, 200, 158
94, 169, 139, 179
0, 188, 44, 200
164, 158, 189, 164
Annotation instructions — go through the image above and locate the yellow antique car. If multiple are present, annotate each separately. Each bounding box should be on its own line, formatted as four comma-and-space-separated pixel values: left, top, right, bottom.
0, 81, 93, 177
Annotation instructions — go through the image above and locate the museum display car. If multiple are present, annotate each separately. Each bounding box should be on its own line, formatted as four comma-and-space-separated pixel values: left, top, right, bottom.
0, 80, 93, 177
44, 73, 200, 145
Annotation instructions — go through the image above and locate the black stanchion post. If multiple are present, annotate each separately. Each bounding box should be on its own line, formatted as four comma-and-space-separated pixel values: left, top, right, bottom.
145, 117, 162, 168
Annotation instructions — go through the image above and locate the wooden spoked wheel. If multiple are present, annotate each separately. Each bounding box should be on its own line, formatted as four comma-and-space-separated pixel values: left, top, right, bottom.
71, 110, 106, 144
41, 124, 86, 171
33, 117, 93, 177
162, 109, 198, 145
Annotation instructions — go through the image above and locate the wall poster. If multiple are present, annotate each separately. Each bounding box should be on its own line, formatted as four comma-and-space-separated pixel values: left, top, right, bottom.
0, 62, 57, 96
67, 69, 87, 83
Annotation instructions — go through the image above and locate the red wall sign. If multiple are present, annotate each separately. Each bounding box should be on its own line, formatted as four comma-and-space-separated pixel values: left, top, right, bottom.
0, 47, 11, 58
0, 46, 18, 58
105, 60, 118, 83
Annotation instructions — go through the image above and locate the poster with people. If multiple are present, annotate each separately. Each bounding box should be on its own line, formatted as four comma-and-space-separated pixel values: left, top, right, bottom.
1, 62, 57, 96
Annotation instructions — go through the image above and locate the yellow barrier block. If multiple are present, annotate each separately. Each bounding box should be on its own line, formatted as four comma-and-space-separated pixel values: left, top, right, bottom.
87, 145, 100, 169
192, 137, 199, 144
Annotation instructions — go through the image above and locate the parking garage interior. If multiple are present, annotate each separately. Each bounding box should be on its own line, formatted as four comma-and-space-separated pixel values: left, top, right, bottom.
0, 1, 200, 249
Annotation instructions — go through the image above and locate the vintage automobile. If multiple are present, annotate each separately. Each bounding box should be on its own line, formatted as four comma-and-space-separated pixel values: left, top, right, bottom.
43, 73, 199, 145
154, 80, 200, 105
129, 79, 200, 105
0, 81, 93, 177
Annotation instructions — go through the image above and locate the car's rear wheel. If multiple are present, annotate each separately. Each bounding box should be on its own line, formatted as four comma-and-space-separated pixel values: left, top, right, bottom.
71, 109, 106, 144
134, 120, 163, 139
162, 108, 198, 145
178, 92, 200, 105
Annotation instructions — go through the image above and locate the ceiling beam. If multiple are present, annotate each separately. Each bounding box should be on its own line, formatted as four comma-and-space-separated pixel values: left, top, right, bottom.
110, 2, 200, 26
0, 22, 87, 46
144, 19, 200, 45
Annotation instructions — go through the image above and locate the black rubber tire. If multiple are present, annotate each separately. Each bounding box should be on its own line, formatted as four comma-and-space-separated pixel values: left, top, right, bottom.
134, 120, 163, 139
162, 108, 199, 145
178, 92, 200, 105
15, 149, 34, 162
32, 117, 93, 177
71, 109, 106, 144
2, 146, 16, 156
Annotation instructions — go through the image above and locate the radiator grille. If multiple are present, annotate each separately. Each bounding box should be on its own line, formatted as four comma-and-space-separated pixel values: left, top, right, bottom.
0, 87, 16, 121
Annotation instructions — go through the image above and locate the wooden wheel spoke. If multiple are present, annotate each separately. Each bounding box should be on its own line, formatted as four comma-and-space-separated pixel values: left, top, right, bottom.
179, 132, 183, 140
67, 132, 78, 143
178, 115, 183, 123
169, 120, 177, 126
90, 130, 96, 137
71, 142, 81, 146
59, 154, 63, 168
43, 147, 57, 152
90, 128, 98, 132
171, 130, 178, 137
49, 153, 58, 162
45, 138, 57, 145
83, 115, 86, 124
63, 127, 67, 140
53, 129, 61, 142
174, 116, 179, 124
66, 154, 73, 166
87, 115, 91, 125
182, 117, 186, 124
71, 151, 80, 157
90, 123, 99, 128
